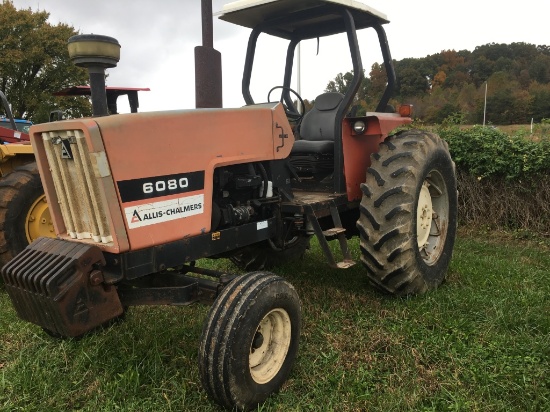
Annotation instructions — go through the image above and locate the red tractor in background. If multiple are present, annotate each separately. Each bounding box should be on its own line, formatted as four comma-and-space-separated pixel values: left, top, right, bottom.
2, 1, 457, 410
0, 95, 32, 143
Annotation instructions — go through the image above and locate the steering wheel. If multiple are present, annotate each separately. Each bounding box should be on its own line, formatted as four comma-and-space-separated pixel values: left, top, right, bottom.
267, 86, 306, 123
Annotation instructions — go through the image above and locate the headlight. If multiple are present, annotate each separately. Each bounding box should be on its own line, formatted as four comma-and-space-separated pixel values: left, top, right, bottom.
353, 120, 366, 134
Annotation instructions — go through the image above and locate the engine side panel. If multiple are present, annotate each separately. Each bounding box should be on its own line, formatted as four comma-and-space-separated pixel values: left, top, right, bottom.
30, 103, 293, 253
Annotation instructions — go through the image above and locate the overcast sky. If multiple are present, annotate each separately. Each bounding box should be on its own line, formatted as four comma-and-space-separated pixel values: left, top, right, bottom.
11, 0, 550, 112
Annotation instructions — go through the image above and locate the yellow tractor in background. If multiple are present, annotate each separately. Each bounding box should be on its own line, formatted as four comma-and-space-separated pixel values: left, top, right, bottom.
0, 90, 52, 265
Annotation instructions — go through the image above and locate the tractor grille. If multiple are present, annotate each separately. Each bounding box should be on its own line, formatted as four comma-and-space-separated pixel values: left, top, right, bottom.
42, 129, 113, 244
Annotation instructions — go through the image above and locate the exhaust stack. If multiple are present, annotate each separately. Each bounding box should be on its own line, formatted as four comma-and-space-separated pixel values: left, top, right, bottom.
68, 34, 121, 117
195, 0, 223, 108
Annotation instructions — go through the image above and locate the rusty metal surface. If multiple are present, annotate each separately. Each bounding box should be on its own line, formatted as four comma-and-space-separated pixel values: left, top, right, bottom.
1, 237, 123, 338
281, 190, 356, 217
195, 0, 222, 108
195, 46, 223, 108
290, 191, 346, 205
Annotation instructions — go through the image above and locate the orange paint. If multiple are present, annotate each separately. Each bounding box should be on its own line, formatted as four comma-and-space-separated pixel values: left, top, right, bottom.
342, 114, 412, 200
30, 103, 293, 252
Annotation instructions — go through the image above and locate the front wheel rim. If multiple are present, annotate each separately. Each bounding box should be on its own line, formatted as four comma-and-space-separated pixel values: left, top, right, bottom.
25, 194, 54, 243
249, 308, 292, 384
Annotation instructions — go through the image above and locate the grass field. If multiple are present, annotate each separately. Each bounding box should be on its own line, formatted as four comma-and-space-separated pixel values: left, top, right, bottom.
1, 231, 548, 411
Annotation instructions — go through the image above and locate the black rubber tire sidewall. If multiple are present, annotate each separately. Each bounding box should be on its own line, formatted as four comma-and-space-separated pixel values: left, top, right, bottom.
226, 279, 301, 409
0, 162, 45, 266
357, 130, 458, 295
411, 140, 458, 289
199, 272, 301, 411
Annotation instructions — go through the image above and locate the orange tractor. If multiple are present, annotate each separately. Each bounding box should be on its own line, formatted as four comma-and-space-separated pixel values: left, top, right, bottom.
2, 1, 457, 410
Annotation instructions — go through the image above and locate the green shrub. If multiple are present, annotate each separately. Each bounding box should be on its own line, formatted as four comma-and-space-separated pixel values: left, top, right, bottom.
402, 120, 550, 233
438, 125, 550, 180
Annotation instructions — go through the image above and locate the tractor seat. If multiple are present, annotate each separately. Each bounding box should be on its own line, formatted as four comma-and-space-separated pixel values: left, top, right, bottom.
290, 92, 343, 177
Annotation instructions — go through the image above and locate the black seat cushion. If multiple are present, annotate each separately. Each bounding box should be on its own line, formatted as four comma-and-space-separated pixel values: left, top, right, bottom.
289, 92, 343, 177
298, 92, 344, 143
291, 139, 334, 155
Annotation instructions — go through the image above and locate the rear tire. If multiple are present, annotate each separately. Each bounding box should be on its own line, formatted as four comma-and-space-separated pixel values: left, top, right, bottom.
0, 162, 53, 267
357, 129, 457, 295
229, 236, 309, 271
198, 272, 301, 411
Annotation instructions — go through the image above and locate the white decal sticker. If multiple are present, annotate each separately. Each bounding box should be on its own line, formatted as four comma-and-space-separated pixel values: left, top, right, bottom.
125, 194, 204, 229
257, 220, 268, 230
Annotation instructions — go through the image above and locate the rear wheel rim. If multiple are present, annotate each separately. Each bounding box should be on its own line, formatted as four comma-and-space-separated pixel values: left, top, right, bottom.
25, 194, 54, 243
249, 308, 291, 384
417, 170, 449, 265
417, 181, 433, 248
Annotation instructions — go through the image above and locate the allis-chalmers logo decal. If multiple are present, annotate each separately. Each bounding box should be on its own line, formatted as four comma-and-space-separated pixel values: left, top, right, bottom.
60, 139, 73, 159
125, 194, 204, 229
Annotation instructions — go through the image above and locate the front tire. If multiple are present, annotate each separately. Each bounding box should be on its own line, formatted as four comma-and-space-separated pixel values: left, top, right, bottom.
357, 129, 457, 295
198, 272, 301, 410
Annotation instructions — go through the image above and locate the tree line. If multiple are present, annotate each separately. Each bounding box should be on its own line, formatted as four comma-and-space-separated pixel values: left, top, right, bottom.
3, 0, 549, 126
0, 1, 92, 123
326, 43, 550, 125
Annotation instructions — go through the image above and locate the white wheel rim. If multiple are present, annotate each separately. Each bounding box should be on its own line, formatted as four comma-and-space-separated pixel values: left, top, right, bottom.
249, 308, 291, 384
417, 171, 450, 265
416, 181, 433, 249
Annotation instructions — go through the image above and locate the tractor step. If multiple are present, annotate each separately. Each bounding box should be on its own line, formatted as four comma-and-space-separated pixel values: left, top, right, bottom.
335, 259, 356, 269
322, 227, 346, 240
305, 202, 356, 269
